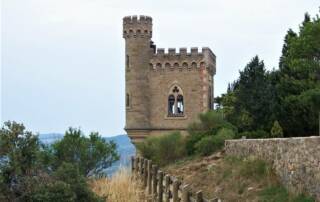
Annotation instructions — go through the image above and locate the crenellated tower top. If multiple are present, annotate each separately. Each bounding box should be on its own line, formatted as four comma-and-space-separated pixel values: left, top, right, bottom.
123, 15, 153, 39
149, 47, 216, 75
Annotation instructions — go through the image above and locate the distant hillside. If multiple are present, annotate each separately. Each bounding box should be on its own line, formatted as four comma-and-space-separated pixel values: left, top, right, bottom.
102, 135, 136, 176
38, 133, 135, 176
38, 133, 64, 144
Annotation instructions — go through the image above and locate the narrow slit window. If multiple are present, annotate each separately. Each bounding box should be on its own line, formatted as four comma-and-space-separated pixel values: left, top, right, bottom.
126, 55, 129, 69
126, 93, 130, 107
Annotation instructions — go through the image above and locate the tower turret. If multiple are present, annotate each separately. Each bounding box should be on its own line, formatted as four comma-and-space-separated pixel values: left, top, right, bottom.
123, 15, 154, 140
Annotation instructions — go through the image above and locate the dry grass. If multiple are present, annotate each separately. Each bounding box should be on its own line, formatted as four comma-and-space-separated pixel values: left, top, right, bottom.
89, 168, 144, 202
163, 152, 279, 201
163, 152, 314, 201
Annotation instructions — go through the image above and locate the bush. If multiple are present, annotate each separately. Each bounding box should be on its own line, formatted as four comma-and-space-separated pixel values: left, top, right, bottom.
29, 181, 76, 202
136, 132, 186, 166
53, 163, 104, 202
188, 111, 237, 136
186, 111, 237, 155
185, 132, 203, 155
195, 128, 235, 156
270, 121, 284, 138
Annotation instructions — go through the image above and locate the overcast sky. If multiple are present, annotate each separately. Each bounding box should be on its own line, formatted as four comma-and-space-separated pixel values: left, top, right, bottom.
1, 0, 319, 136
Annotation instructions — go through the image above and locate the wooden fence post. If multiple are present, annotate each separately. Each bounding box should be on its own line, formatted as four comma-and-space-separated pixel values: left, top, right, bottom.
135, 157, 139, 174
164, 175, 170, 202
140, 157, 144, 176
131, 156, 135, 172
144, 159, 148, 187
172, 179, 180, 202
147, 160, 152, 195
152, 165, 158, 200
195, 191, 203, 202
157, 171, 164, 202
181, 184, 190, 202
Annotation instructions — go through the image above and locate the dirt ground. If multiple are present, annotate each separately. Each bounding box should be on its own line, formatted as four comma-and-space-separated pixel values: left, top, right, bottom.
163, 151, 280, 202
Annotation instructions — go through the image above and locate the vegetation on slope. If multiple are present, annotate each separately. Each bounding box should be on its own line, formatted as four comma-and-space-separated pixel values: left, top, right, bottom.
163, 153, 315, 202
0, 121, 119, 202
137, 111, 236, 166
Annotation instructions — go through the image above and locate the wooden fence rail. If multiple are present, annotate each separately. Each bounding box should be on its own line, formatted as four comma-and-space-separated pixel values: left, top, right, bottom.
131, 156, 221, 202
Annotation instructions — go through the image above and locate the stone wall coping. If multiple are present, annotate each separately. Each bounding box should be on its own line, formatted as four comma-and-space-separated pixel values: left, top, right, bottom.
225, 136, 320, 142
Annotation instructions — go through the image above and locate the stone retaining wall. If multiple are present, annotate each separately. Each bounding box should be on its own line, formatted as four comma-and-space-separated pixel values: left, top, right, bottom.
225, 136, 320, 200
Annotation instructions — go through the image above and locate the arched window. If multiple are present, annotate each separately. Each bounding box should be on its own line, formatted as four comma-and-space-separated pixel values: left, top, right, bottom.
191, 62, 197, 68
200, 62, 206, 68
168, 86, 184, 117
126, 93, 130, 107
168, 95, 175, 114
182, 62, 188, 68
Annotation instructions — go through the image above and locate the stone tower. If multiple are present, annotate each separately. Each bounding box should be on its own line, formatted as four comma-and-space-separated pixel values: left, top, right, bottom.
123, 15, 153, 139
123, 15, 216, 142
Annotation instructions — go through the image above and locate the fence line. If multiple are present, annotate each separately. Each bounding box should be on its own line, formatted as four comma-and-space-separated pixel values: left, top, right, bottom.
131, 156, 221, 202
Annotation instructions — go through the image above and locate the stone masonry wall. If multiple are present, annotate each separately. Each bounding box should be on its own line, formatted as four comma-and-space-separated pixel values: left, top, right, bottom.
225, 137, 320, 200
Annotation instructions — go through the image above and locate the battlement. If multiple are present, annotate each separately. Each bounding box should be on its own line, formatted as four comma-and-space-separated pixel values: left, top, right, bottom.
149, 47, 216, 75
154, 47, 215, 58
123, 15, 153, 39
123, 15, 152, 24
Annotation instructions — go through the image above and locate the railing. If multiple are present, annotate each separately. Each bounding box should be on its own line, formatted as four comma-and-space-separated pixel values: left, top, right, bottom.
131, 156, 221, 202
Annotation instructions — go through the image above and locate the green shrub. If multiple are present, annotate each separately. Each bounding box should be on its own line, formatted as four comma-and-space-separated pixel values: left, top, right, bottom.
186, 111, 237, 155
185, 132, 203, 155
54, 163, 103, 202
195, 128, 235, 156
270, 121, 284, 138
194, 136, 216, 156
188, 111, 237, 136
136, 132, 186, 166
30, 181, 76, 202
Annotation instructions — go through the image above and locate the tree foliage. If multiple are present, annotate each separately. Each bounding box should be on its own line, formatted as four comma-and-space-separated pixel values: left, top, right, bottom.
217, 11, 320, 137
51, 128, 119, 176
0, 121, 117, 202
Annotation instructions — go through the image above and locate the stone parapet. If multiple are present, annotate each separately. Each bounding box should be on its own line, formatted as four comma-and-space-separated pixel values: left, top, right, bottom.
149, 47, 216, 75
